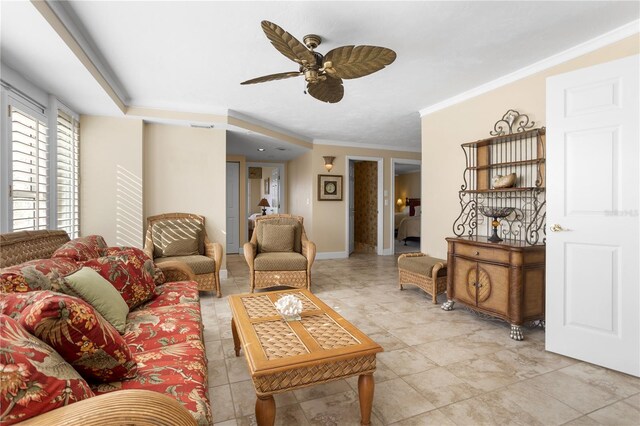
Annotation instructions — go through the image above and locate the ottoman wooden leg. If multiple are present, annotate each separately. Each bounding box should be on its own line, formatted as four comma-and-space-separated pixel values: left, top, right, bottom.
358, 373, 374, 426
231, 318, 241, 356
255, 395, 275, 426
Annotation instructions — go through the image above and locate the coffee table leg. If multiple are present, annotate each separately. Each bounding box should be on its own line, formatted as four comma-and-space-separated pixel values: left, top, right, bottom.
231, 317, 240, 357
358, 373, 374, 426
255, 395, 275, 426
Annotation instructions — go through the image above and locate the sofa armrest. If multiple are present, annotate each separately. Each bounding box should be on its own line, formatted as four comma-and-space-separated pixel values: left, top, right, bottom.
19, 389, 197, 426
302, 240, 316, 271
158, 260, 196, 282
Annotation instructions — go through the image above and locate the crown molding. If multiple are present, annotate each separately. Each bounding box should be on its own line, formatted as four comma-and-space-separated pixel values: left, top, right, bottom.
419, 19, 640, 117
31, 0, 127, 113
313, 139, 421, 153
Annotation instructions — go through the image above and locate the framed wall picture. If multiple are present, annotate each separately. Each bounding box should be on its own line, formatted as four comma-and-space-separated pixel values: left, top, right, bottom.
248, 167, 262, 179
264, 177, 270, 194
318, 174, 343, 201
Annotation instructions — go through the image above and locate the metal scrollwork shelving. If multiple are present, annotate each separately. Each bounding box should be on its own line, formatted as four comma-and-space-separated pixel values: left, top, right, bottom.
452, 111, 546, 245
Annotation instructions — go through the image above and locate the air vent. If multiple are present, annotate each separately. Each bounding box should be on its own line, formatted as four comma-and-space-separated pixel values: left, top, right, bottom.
190, 124, 215, 129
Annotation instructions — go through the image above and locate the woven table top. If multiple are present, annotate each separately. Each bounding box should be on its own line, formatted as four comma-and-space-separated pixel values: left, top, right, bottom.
228, 289, 383, 375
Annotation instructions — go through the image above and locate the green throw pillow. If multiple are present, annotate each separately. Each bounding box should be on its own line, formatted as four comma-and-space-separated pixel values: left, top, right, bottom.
60, 267, 129, 334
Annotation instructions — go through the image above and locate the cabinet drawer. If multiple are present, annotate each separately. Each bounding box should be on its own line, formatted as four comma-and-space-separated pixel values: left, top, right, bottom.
455, 243, 510, 264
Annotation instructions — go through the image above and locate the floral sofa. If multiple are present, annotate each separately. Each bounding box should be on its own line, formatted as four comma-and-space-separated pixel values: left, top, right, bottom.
0, 230, 211, 425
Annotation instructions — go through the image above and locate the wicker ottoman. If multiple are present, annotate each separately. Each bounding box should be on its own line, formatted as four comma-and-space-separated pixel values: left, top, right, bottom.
398, 253, 447, 304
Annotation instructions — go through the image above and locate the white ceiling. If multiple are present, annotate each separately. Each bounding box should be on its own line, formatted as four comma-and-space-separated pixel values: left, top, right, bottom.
2, 1, 638, 154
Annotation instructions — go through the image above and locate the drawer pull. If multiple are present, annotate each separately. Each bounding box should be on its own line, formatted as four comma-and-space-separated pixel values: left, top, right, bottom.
475, 251, 480, 255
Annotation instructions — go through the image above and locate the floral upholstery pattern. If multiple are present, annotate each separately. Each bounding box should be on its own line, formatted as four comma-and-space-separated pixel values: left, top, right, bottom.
82, 254, 156, 309
51, 235, 108, 262
0, 314, 95, 425
20, 291, 138, 383
92, 341, 211, 426
138, 281, 200, 310
125, 304, 203, 353
0, 292, 41, 319
103, 246, 166, 285
0, 258, 80, 293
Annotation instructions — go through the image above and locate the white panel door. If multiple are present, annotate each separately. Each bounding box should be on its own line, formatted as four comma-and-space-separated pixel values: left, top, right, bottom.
546, 55, 639, 376
226, 162, 240, 254
349, 160, 355, 254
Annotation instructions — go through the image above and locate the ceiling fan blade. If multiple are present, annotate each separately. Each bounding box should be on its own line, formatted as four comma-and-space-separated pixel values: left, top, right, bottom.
324, 45, 396, 79
261, 20, 316, 65
240, 71, 302, 85
307, 77, 344, 103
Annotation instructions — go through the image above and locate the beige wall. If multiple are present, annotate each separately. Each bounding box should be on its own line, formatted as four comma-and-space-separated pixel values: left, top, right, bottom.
144, 123, 227, 268
287, 151, 314, 237
80, 116, 144, 247
395, 171, 421, 212
294, 144, 420, 254
226, 155, 246, 245
422, 35, 640, 259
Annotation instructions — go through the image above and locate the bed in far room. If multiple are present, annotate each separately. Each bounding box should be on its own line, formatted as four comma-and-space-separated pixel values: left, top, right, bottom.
396, 198, 421, 244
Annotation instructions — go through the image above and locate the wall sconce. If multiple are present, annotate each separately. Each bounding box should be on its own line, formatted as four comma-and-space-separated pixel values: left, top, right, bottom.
258, 198, 270, 215
396, 198, 404, 207
323, 156, 335, 172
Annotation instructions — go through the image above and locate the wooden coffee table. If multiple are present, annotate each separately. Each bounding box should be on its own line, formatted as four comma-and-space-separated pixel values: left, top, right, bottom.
228, 289, 383, 426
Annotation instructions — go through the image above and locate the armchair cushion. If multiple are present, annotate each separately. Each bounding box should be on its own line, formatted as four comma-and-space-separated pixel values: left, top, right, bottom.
155, 255, 215, 275
59, 267, 129, 334
0, 314, 95, 425
20, 291, 138, 382
260, 224, 295, 253
152, 220, 203, 257
256, 218, 302, 253
254, 252, 307, 271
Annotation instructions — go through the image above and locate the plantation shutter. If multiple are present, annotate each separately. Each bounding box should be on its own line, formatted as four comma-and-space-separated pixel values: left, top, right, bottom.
10, 106, 49, 231
56, 110, 80, 238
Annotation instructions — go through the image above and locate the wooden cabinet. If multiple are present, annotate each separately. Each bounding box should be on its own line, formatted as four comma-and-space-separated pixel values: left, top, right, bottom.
444, 236, 545, 340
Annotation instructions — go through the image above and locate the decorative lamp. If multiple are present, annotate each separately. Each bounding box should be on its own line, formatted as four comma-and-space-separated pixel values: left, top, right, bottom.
258, 198, 270, 216
396, 198, 403, 207
323, 156, 335, 172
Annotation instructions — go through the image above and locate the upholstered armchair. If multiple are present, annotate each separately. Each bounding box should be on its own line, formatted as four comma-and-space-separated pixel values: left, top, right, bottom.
243, 214, 316, 292
144, 213, 222, 297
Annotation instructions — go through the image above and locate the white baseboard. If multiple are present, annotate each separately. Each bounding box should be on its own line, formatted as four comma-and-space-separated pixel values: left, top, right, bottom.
220, 269, 228, 280
381, 247, 394, 256
316, 251, 349, 260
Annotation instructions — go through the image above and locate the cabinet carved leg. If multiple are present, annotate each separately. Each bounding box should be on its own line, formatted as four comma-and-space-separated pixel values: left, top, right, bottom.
510, 324, 524, 341
255, 395, 275, 426
441, 299, 455, 311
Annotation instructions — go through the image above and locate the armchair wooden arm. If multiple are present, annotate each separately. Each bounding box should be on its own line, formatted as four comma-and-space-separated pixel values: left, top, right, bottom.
143, 226, 154, 259
19, 389, 197, 426
243, 242, 256, 267
204, 236, 223, 274
302, 240, 316, 271
157, 261, 196, 282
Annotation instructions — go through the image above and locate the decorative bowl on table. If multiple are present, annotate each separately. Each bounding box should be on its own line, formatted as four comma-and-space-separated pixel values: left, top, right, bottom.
479, 207, 514, 243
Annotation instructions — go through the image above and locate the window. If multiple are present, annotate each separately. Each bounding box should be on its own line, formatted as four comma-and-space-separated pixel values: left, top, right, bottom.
9, 105, 49, 231
56, 110, 80, 238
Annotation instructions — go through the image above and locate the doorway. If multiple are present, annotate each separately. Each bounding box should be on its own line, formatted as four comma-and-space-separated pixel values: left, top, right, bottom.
226, 162, 240, 254
345, 156, 384, 256
246, 162, 285, 242
391, 159, 422, 254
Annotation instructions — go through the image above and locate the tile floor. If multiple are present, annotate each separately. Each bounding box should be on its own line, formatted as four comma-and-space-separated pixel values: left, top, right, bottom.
200, 254, 640, 425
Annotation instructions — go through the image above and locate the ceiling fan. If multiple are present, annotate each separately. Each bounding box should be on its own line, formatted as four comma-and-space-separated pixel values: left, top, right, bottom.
241, 21, 397, 103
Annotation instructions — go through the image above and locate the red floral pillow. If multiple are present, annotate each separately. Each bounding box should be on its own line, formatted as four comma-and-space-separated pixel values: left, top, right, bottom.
0, 292, 41, 319
0, 258, 80, 293
20, 291, 138, 383
103, 246, 166, 285
0, 314, 94, 425
52, 235, 108, 262
82, 254, 156, 309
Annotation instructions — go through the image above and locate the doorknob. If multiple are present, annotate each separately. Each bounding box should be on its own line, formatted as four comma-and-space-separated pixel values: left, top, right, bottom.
550, 224, 565, 232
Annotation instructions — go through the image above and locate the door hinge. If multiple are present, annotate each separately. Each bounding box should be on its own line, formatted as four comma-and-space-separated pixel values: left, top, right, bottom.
9, 185, 12, 198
